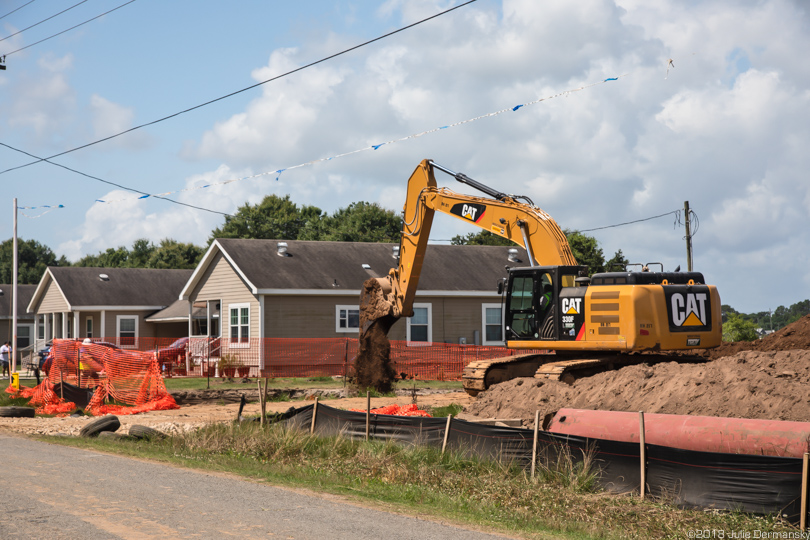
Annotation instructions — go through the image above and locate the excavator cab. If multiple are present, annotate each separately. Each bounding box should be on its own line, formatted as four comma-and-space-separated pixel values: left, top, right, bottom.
504, 265, 589, 342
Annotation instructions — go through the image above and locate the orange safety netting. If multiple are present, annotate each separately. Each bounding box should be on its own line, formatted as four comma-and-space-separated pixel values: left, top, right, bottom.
350, 403, 432, 417
13, 339, 179, 416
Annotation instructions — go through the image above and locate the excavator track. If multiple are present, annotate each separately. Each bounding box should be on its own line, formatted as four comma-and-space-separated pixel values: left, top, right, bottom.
462, 352, 707, 396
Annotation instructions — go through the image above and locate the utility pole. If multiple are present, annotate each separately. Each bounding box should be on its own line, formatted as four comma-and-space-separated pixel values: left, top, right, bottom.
12, 198, 18, 376
684, 201, 693, 272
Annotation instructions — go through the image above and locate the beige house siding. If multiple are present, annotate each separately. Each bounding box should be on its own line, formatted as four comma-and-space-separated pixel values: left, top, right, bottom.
100, 310, 160, 344
262, 294, 502, 344
190, 252, 260, 358
38, 280, 69, 313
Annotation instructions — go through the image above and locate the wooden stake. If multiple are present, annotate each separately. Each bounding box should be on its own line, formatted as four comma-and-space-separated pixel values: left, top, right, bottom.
531, 410, 540, 480
441, 415, 453, 455
639, 411, 646, 499
365, 391, 371, 441
802, 452, 809, 530
310, 397, 319, 435
262, 376, 269, 423
257, 379, 264, 426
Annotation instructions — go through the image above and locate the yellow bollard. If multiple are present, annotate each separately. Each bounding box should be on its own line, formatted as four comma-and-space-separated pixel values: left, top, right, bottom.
11, 372, 19, 391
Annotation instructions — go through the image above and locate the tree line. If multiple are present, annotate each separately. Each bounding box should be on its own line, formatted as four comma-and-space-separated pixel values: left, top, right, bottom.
0, 194, 671, 289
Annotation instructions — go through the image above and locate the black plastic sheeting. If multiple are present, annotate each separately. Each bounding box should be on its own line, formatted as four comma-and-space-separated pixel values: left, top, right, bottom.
52, 382, 95, 408
283, 403, 804, 522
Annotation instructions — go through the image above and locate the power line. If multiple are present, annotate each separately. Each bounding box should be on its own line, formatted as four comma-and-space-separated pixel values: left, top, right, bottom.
0, 0, 479, 176
2, 0, 138, 57
0, 0, 37, 22
0, 142, 231, 217
575, 210, 680, 233
0, 0, 89, 43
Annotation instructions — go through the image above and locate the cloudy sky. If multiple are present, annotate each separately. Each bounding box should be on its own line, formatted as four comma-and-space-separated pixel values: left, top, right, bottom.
1, 0, 807, 313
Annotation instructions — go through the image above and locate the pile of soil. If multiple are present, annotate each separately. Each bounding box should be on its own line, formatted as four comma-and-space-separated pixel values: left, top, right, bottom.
466, 315, 810, 426
353, 278, 398, 393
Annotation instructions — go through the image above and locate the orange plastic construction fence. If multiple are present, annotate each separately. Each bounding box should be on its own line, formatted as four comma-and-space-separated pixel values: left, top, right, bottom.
55, 336, 548, 381
18, 339, 179, 416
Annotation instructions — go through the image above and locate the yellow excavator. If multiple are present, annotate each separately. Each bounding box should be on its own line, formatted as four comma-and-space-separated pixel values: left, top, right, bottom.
359, 159, 722, 396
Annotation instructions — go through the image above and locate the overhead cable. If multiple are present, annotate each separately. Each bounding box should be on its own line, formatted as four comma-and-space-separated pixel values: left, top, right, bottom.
0, 142, 231, 217
2, 0, 138, 57
0, 0, 89, 43
0, 0, 479, 176
0, 0, 37, 22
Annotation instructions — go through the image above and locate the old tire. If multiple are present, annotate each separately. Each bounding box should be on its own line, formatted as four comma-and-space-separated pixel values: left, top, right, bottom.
128, 425, 166, 440
0, 406, 35, 418
98, 431, 134, 441
80, 415, 120, 438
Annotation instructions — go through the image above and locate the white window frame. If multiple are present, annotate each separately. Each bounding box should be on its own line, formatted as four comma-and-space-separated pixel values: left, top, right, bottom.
17, 324, 34, 349
406, 303, 432, 345
481, 303, 505, 346
86, 316, 93, 338
335, 305, 360, 333
228, 303, 250, 348
116, 315, 139, 349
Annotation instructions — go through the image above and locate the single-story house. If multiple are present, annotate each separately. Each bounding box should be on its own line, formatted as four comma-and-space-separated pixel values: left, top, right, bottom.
27, 267, 193, 348
0, 284, 37, 359
178, 239, 526, 365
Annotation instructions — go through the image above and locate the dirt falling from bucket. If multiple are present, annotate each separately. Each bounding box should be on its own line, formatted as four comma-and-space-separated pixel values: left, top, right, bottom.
354, 279, 398, 393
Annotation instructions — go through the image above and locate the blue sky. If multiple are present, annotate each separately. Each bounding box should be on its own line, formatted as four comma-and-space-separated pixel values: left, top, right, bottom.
1, 0, 809, 313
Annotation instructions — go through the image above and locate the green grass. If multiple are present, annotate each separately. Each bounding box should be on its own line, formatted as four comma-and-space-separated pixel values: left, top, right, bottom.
429, 403, 464, 417
42, 422, 794, 540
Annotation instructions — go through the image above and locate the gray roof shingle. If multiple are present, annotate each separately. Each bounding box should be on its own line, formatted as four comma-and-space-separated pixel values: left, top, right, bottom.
214, 238, 526, 292
0, 285, 36, 320
45, 267, 193, 308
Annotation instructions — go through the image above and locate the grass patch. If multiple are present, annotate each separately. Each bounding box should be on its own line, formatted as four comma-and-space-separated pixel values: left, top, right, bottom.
429, 403, 464, 417
44, 422, 793, 539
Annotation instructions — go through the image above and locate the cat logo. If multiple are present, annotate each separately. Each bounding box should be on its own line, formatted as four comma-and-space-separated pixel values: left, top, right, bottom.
670, 292, 708, 327
561, 297, 582, 315
450, 202, 486, 224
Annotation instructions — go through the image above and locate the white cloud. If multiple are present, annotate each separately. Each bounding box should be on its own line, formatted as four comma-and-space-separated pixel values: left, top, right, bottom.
14, 0, 809, 313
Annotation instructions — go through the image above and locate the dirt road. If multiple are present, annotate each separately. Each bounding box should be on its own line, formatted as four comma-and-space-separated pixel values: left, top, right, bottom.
0, 434, 506, 540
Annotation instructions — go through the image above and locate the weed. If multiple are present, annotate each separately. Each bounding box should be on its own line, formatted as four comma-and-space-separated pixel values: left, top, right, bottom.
429, 403, 464, 418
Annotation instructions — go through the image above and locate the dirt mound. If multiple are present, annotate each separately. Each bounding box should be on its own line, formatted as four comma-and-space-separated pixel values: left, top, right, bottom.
697, 314, 810, 359
467, 348, 810, 426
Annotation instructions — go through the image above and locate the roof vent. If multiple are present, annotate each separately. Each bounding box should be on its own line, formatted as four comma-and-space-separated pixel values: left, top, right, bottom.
277, 242, 291, 257
362, 264, 371, 270
392, 246, 400, 259
507, 248, 521, 263
99, 273, 110, 281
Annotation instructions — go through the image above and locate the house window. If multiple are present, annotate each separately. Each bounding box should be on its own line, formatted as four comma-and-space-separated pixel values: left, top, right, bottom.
116, 315, 138, 348
86, 317, 93, 338
17, 325, 32, 349
229, 304, 250, 346
335, 305, 360, 333
482, 303, 504, 345
406, 303, 432, 344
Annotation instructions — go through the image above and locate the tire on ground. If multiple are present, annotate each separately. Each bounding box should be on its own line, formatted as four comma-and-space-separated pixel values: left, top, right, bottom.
98, 431, 133, 441
79, 415, 120, 438
0, 406, 36, 418
128, 425, 167, 440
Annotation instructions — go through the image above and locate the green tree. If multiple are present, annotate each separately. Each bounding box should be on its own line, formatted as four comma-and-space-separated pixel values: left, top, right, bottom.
146, 239, 204, 269
305, 202, 402, 242
605, 249, 629, 272
450, 230, 514, 246
722, 313, 759, 342
209, 195, 322, 242
0, 238, 69, 284
564, 230, 606, 274
75, 247, 130, 268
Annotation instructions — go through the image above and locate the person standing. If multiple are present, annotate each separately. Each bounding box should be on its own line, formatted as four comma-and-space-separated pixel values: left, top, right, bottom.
0, 341, 10, 379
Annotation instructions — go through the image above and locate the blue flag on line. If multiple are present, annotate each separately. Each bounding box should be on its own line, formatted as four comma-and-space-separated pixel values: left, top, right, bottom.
512, 104, 524, 111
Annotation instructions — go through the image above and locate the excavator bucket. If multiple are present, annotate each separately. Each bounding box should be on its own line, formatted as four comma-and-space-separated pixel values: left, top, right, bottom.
354, 278, 399, 393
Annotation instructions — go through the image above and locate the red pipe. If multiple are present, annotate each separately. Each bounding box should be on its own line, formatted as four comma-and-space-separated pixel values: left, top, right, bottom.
547, 408, 810, 458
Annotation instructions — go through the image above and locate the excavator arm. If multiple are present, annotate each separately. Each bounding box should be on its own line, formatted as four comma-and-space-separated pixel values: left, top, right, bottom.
365, 159, 577, 324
